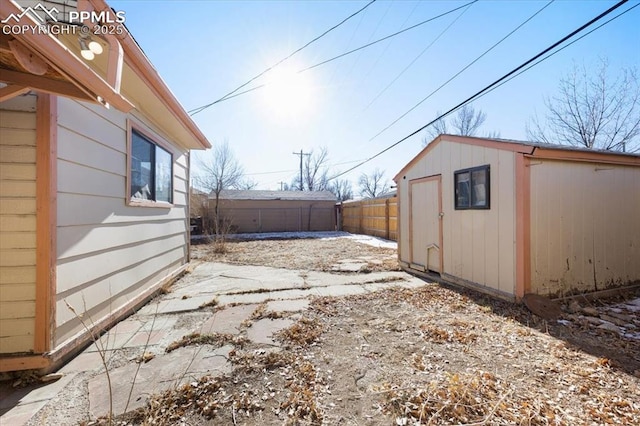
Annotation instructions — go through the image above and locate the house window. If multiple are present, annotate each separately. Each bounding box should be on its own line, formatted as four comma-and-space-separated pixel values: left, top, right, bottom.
454, 165, 490, 209
130, 129, 173, 204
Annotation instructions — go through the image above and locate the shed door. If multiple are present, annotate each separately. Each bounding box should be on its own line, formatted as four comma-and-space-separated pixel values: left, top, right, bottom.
410, 176, 442, 273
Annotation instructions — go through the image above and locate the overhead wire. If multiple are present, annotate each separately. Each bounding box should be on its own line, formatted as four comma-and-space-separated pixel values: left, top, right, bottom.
474, 2, 640, 104
368, 0, 556, 142
360, 0, 422, 84
362, 1, 474, 112
188, 0, 479, 112
241, 158, 368, 176
300, 0, 478, 73
329, 0, 631, 181
326, 0, 371, 88
343, 0, 393, 85
188, 0, 377, 116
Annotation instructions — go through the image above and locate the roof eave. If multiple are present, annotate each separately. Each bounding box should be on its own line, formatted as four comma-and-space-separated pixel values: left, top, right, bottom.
0, 0, 134, 112
88, 0, 211, 150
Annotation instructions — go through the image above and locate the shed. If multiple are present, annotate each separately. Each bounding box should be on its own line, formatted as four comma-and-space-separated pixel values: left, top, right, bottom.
394, 134, 639, 301
212, 190, 337, 233
0, 0, 211, 372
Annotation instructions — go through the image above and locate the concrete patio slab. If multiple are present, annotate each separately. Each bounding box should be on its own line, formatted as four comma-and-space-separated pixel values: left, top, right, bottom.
137, 294, 216, 315
88, 345, 232, 418
198, 304, 259, 334
58, 352, 104, 374
246, 318, 294, 346
266, 299, 310, 313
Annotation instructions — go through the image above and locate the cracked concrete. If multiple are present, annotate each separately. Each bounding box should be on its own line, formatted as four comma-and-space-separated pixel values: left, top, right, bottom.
2, 259, 426, 425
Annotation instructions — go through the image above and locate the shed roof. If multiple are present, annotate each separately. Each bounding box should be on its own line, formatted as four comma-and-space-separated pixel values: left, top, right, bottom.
215, 190, 337, 202
394, 134, 640, 181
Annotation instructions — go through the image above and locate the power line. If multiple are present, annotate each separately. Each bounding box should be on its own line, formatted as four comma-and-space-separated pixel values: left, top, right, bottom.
475, 2, 640, 104
362, 1, 474, 112
241, 158, 367, 177
368, 0, 556, 142
358, 0, 422, 86
300, 0, 478, 74
188, 0, 478, 111
329, 0, 631, 181
188, 0, 377, 116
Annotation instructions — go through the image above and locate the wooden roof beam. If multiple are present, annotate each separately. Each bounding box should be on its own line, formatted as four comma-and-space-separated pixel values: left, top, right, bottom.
0, 83, 30, 101
0, 68, 93, 101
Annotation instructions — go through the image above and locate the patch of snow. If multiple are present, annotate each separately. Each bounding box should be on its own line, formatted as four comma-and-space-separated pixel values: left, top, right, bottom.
557, 319, 572, 326
620, 298, 640, 312
623, 332, 640, 340
331, 233, 397, 249
193, 231, 398, 249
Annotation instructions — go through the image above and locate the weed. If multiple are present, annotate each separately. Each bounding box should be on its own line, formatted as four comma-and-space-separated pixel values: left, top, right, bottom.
277, 317, 323, 346
199, 298, 219, 309
165, 332, 248, 353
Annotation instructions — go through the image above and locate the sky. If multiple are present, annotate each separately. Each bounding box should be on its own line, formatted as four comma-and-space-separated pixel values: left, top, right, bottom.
109, 0, 640, 193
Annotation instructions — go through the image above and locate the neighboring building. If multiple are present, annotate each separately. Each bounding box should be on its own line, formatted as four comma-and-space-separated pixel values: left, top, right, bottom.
394, 134, 639, 301
212, 190, 337, 233
0, 0, 211, 372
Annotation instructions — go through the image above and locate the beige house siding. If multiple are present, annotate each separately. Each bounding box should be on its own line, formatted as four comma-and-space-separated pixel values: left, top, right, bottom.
54, 98, 189, 347
397, 139, 517, 296
0, 93, 37, 354
529, 159, 640, 297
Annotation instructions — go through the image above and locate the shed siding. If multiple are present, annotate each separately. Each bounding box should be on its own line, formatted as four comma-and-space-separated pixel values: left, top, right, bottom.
398, 140, 516, 295
0, 94, 37, 354
529, 160, 640, 296
54, 98, 189, 347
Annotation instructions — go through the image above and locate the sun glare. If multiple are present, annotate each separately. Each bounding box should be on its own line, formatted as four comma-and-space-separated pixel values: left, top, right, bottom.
262, 65, 313, 120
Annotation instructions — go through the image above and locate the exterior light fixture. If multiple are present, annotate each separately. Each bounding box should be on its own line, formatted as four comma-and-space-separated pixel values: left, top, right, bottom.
88, 39, 103, 55
79, 38, 94, 61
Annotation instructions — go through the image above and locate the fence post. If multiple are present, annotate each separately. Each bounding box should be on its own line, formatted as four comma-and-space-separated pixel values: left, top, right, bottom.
385, 198, 390, 240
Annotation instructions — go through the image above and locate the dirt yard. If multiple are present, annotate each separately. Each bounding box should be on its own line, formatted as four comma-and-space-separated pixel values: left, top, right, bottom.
129, 236, 640, 425
191, 236, 401, 272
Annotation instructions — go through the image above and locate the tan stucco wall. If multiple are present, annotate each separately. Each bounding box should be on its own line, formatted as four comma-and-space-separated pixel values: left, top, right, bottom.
0, 93, 37, 354
529, 159, 640, 296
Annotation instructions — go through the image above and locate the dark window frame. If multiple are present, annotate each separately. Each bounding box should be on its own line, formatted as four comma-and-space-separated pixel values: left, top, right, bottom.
454, 164, 490, 210
127, 121, 174, 207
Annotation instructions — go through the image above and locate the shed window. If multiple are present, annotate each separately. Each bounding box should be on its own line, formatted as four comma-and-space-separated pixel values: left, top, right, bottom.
130, 129, 173, 204
454, 165, 489, 209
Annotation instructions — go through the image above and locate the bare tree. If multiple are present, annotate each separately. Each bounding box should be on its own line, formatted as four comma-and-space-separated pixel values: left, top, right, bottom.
527, 59, 640, 152
358, 168, 390, 198
452, 104, 486, 136
236, 178, 259, 190
329, 179, 353, 202
424, 105, 487, 145
303, 147, 330, 191
426, 112, 449, 140
197, 140, 244, 235
290, 147, 331, 191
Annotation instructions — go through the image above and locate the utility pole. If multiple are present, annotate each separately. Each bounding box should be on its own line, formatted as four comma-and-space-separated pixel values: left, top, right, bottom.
292, 149, 311, 191
278, 181, 286, 191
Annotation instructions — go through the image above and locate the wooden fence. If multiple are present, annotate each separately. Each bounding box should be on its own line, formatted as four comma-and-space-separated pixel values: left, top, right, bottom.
340, 197, 397, 241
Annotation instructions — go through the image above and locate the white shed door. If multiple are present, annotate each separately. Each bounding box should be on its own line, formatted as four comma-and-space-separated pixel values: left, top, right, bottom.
410, 176, 442, 273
